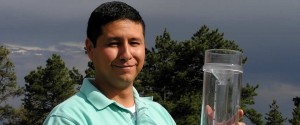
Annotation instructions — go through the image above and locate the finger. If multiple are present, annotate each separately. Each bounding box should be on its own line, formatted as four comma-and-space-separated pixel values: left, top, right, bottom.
236, 122, 246, 125
238, 109, 244, 119
206, 105, 214, 122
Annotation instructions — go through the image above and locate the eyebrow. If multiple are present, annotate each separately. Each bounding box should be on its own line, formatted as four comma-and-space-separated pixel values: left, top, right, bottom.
106, 37, 122, 42
106, 37, 142, 42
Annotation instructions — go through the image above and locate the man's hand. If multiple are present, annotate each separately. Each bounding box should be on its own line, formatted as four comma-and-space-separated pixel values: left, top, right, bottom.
206, 105, 245, 125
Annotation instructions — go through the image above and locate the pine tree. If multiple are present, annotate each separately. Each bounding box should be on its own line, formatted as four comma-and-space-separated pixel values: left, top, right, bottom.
22, 54, 79, 125
69, 67, 84, 90
0, 45, 23, 123
265, 100, 286, 125
241, 84, 264, 125
84, 61, 95, 78
289, 97, 300, 125
136, 26, 262, 124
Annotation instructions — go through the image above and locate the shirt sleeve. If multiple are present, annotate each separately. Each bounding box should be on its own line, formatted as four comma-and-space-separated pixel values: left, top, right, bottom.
160, 105, 177, 125
43, 115, 78, 125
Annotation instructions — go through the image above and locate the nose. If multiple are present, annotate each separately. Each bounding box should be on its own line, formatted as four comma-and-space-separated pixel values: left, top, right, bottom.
119, 43, 132, 62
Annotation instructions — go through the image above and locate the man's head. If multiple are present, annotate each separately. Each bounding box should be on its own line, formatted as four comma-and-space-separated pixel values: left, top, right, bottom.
87, 1, 145, 47
85, 1, 145, 89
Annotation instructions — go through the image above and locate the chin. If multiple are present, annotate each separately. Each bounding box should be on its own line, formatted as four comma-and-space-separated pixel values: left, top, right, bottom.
114, 80, 134, 90
119, 78, 134, 84
117, 73, 136, 82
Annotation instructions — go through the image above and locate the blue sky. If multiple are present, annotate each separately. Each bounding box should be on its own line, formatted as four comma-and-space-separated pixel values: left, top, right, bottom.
1, 0, 300, 124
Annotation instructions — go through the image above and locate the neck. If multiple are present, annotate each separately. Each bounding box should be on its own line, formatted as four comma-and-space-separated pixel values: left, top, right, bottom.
93, 78, 135, 108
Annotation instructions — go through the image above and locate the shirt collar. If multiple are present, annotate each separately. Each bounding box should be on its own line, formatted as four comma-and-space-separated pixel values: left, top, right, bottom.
80, 78, 153, 110
80, 78, 114, 110
133, 87, 153, 110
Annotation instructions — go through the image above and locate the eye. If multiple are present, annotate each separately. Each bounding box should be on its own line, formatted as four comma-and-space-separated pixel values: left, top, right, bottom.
108, 42, 119, 47
130, 41, 140, 46
129, 38, 142, 47
106, 39, 120, 47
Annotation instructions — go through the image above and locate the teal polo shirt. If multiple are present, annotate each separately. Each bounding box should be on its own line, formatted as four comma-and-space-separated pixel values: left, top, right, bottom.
43, 78, 176, 125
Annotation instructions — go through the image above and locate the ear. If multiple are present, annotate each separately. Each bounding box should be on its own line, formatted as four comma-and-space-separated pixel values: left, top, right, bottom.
85, 38, 94, 60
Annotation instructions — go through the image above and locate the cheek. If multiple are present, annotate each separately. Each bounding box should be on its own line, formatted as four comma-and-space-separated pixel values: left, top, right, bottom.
135, 48, 145, 63
94, 49, 117, 66
101, 49, 118, 61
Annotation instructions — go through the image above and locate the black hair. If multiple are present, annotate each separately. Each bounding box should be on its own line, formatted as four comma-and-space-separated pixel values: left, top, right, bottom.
87, 1, 145, 47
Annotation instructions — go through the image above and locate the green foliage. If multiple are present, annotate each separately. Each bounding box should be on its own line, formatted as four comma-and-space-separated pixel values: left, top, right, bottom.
69, 67, 84, 90
84, 61, 95, 78
289, 97, 300, 125
21, 54, 79, 125
241, 84, 264, 125
265, 100, 287, 125
0, 45, 23, 102
0, 45, 23, 123
0, 105, 15, 123
2, 106, 27, 125
292, 97, 300, 106
136, 26, 259, 124
69, 67, 83, 85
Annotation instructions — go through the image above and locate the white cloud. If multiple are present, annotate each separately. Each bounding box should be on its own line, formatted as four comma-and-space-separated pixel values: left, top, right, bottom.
257, 82, 300, 100
252, 81, 299, 119
3, 42, 85, 56
35, 53, 43, 56
59, 42, 85, 50
248, 72, 300, 102
5, 43, 59, 53
11, 49, 27, 55
4, 42, 88, 72
5, 43, 45, 51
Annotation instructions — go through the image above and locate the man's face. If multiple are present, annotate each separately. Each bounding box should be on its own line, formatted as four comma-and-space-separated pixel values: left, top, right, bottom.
86, 19, 145, 89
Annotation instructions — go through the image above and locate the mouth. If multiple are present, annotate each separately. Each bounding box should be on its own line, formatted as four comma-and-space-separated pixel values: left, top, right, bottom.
112, 64, 136, 68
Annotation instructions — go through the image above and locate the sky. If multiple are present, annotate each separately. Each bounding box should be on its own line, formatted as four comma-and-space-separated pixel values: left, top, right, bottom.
1, 0, 300, 124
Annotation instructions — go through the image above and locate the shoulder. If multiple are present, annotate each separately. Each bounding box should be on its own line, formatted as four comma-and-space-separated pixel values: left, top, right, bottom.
138, 97, 176, 125
139, 97, 166, 110
44, 92, 89, 124
52, 92, 88, 113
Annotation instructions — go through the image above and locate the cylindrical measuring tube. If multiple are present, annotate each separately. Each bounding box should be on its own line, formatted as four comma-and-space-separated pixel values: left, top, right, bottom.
201, 49, 243, 125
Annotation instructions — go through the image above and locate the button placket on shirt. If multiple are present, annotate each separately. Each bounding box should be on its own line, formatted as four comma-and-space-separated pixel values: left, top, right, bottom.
130, 112, 137, 125
120, 108, 136, 125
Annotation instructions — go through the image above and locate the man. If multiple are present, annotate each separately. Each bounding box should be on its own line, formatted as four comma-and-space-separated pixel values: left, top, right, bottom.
44, 1, 245, 125
43, 1, 176, 125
